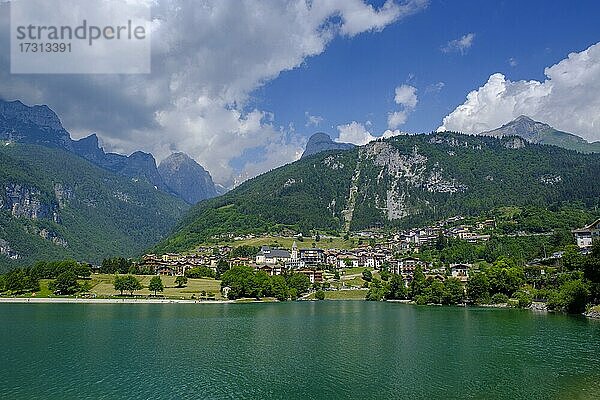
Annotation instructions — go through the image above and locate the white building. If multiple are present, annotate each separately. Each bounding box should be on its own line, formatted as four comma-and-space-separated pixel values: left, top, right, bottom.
572, 219, 600, 249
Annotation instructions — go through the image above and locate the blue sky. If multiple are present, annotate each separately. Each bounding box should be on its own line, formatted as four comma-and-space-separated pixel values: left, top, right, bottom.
256, 0, 600, 138
1, 0, 599, 185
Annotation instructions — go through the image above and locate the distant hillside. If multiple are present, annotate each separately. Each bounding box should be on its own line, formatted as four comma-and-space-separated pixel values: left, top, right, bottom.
0, 99, 218, 203
480, 115, 600, 153
0, 143, 189, 271
301, 132, 355, 158
154, 132, 600, 253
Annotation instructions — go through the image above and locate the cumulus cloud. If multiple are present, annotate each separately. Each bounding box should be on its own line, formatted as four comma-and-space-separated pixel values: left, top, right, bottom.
394, 84, 418, 108
336, 121, 376, 145
0, 0, 427, 185
438, 42, 600, 142
305, 112, 324, 127
336, 122, 406, 146
442, 33, 475, 55
387, 84, 418, 129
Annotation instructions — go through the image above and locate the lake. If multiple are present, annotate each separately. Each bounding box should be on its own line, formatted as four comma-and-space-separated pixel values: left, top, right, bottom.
1, 301, 599, 399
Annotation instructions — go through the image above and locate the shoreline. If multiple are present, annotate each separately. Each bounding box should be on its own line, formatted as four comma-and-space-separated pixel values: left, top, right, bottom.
0, 297, 233, 304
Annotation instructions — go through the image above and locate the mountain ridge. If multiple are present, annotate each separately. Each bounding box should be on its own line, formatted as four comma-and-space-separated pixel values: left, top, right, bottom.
154, 132, 600, 254
480, 115, 600, 153
0, 142, 189, 271
0, 99, 218, 203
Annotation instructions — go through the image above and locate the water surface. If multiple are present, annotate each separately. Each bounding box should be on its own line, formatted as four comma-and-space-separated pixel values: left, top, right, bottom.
1, 302, 599, 399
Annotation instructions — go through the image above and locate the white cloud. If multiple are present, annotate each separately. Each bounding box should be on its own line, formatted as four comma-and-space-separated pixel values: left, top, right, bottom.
508, 57, 518, 67
388, 84, 417, 129
305, 112, 324, 127
442, 33, 475, 55
425, 81, 445, 93
336, 122, 407, 146
394, 84, 418, 108
438, 42, 600, 142
387, 110, 408, 129
382, 129, 406, 138
0, 0, 427, 185
336, 121, 376, 145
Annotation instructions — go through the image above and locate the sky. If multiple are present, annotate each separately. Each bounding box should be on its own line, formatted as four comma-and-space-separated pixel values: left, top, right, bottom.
1, 0, 599, 186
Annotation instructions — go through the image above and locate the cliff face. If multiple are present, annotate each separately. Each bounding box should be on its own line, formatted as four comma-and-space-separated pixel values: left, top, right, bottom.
156, 131, 600, 253
158, 152, 217, 204
0, 143, 190, 270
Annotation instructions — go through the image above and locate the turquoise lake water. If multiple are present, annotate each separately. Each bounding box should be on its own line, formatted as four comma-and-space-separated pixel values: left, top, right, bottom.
1, 301, 599, 399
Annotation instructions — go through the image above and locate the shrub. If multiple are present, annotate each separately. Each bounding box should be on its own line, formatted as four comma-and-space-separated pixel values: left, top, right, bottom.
491, 293, 509, 304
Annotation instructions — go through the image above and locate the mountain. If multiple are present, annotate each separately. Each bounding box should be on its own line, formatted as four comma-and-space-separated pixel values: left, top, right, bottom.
0, 142, 189, 272
154, 132, 600, 254
480, 115, 600, 153
0, 99, 218, 199
0, 99, 169, 190
158, 152, 218, 204
301, 132, 355, 158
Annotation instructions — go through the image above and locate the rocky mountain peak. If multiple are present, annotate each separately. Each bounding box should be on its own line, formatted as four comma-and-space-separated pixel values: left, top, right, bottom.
479, 115, 600, 153
301, 132, 356, 158
158, 152, 217, 204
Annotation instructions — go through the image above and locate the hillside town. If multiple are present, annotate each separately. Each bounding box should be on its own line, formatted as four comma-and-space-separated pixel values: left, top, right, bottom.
138, 216, 600, 289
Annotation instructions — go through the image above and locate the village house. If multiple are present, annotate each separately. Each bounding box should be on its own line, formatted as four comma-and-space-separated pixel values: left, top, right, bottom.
255, 246, 291, 265
298, 268, 323, 283
572, 218, 600, 249
337, 254, 359, 269
388, 257, 428, 281
299, 247, 325, 267
450, 263, 471, 283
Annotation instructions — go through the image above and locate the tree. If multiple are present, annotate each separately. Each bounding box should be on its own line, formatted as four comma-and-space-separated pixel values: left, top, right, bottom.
286, 273, 311, 295
365, 279, 387, 301
220, 265, 255, 299
175, 275, 188, 288
362, 269, 373, 282
149, 276, 164, 296
216, 259, 230, 279
466, 273, 490, 303
270, 275, 289, 301
51, 271, 79, 295
560, 280, 590, 313
380, 269, 391, 281
114, 275, 127, 296
124, 275, 142, 296
443, 277, 465, 305
409, 266, 427, 298
185, 266, 215, 279
315, 290, 325, 300
250, 271, 271, 298
386, 274, 407, 300
424, 279, 445, 304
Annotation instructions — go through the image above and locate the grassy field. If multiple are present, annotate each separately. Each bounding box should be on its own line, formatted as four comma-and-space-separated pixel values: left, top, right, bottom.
220, 235, 358, 250
88, 274, 222, 299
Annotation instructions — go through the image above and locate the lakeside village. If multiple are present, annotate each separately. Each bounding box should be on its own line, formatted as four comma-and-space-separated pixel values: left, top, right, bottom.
1, 213, 599, 315
139, 216, 500, 284
134, 215, 600, 308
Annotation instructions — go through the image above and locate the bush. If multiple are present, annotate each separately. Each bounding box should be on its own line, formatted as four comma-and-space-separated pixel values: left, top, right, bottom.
491, 293, 509, 304
514, 290, 533, 308
315, 290, 325, 300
